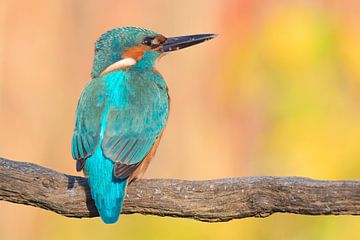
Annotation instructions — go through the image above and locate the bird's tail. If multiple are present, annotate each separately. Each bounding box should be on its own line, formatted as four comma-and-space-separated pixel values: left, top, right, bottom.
85, 149, 127, 224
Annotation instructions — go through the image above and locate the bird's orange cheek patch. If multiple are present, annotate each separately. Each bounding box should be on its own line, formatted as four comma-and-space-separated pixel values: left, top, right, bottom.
122, 45, 152, 61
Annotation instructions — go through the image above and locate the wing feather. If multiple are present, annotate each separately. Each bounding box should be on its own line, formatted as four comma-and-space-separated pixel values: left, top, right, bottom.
101, 72, 169, 179
71, 77, 107, 170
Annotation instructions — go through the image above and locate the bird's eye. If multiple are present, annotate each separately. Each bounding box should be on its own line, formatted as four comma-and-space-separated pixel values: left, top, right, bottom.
143, 37, 156, 47
143, 37, 152, 46
143, 36, 166, 48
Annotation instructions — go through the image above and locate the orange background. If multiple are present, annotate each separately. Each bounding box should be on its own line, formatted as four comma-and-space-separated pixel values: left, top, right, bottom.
0, 0, 359, 239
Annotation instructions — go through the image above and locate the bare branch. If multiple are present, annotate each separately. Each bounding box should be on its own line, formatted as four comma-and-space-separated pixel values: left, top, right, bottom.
0, 157, 359, 222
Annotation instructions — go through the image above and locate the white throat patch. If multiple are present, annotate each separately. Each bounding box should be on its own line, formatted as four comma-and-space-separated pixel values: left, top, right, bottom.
100, 58, 136, 76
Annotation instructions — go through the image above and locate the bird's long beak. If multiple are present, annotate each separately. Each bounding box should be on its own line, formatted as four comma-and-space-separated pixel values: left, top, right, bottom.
159, 33, 217, 52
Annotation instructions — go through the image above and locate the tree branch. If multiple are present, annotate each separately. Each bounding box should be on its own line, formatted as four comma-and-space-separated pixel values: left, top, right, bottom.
0, 157, 359, 222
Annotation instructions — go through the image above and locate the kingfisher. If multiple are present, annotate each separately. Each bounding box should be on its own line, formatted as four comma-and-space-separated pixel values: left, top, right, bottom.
71, 27, 216, 224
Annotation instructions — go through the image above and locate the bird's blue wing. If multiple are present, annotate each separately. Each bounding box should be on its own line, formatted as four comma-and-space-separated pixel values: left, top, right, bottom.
71, 77, 107, 170
101, 73, 169, 179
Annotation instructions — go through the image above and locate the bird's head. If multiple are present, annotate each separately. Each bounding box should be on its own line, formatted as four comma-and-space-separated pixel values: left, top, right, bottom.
91, 27, 216, 78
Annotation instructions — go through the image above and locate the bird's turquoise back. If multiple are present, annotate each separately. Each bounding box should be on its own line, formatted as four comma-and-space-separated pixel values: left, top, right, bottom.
72, 69, 169, 223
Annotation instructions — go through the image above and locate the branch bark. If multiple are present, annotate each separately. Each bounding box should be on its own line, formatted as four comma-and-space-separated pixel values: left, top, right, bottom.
0, 157, 359, 222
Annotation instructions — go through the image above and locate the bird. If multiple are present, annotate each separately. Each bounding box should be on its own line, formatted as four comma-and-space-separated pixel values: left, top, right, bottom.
71, 27, 216, 224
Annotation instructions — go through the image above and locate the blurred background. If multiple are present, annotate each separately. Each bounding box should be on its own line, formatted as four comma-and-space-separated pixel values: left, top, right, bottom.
0, 0, 359, 239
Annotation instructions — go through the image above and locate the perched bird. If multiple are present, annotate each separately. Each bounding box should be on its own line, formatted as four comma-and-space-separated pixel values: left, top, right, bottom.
71, 27, 216, 224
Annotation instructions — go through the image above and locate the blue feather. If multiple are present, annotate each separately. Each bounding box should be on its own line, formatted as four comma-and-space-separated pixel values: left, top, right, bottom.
85, 148, 127, 224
